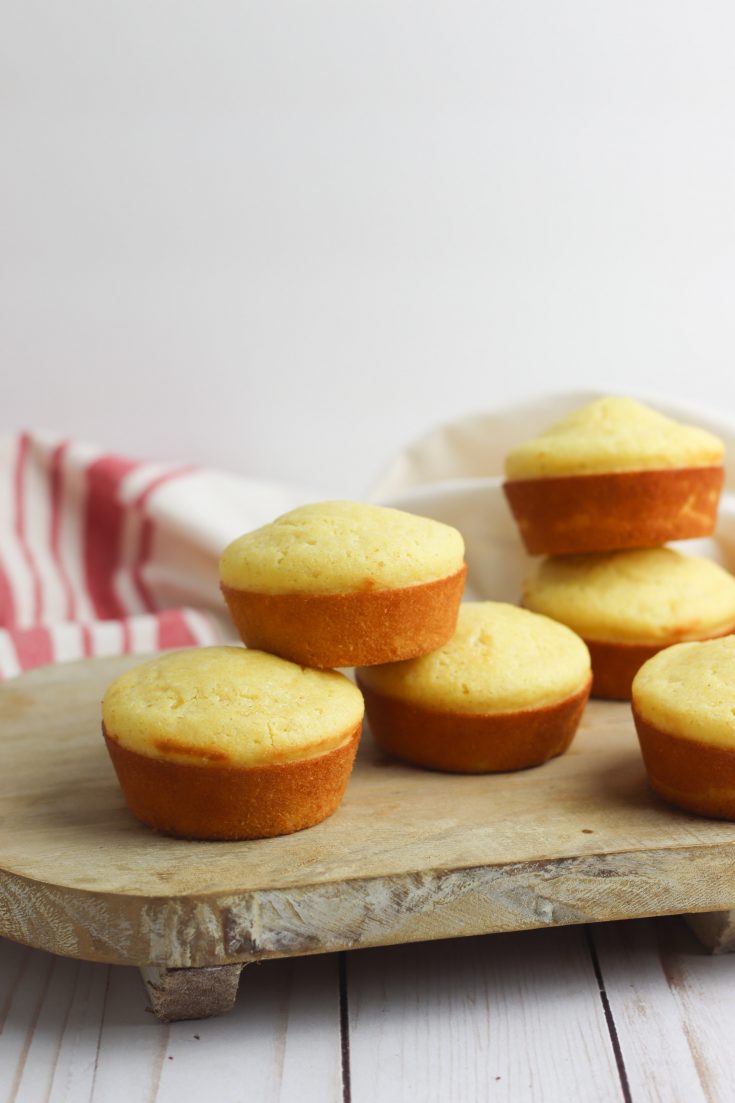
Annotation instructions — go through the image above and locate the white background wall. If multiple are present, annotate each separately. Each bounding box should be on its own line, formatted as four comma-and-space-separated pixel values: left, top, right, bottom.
2, 1, 735, 495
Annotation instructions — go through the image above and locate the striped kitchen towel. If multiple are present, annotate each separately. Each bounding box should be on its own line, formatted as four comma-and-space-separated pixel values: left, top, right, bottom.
0, 432, 316, 679
10, 394, 731, 681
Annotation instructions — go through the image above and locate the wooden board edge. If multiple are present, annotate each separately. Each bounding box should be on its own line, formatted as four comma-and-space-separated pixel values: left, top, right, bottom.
4, 843, 735, 968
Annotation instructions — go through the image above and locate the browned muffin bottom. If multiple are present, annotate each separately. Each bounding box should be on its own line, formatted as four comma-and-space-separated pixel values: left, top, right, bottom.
104, 724, 361, 840
632, 638, 735, 821
632, 713, 735, 821
222, 566, 467, 669
503, 466, 723, 556
358, 678, 591, 774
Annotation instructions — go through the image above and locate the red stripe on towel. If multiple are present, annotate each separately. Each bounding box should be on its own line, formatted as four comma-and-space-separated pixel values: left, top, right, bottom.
80, 622, 94, 657
0, 552, 15, 628
13, 625, 54, 670
84, 455, 140, 619
157, 608, 198, 650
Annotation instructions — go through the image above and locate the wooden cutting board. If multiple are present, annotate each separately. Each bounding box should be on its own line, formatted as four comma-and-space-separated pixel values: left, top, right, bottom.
3, 654, 735, 974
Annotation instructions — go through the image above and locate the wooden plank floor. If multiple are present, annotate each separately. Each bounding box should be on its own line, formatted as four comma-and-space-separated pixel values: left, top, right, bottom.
2, 919, 735, 1102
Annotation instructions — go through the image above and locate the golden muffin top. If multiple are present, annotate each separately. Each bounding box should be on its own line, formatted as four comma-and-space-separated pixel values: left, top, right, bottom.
523, 548, 735, 645
358, 602, 590, 713
219, 500, 465, 594
102, 646, 364, 767
633, 637, 735, 747
504, 397, 724, 479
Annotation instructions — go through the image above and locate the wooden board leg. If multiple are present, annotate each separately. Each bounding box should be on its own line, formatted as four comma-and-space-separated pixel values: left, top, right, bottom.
684, 911, 735, 954
140, 963, 245, 1022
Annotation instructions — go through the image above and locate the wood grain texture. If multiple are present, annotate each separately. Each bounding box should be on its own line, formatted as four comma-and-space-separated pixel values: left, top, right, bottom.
0, 938, 342, 1103
4, 656, 735, 969
592, 918, 735, 1103
0, 938, 109, 1103
6, 921, 735, 1101
346, 928, 624, 1103
654, 918, 735, 1103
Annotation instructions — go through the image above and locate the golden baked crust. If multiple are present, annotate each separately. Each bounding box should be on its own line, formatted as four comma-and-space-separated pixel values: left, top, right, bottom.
357, 602, 590, 712
523, 548, 735, 644
221, 566, 467, 668
632, 712, 735, 821
631, 637, 735, 747
102, 646, 364, 766
504, 397, 724, 478
358, 678, 591, 774
104, 724, 361, 839
219, 500, 465, 594
522, 550, 735, 699
503, 467, 724, 555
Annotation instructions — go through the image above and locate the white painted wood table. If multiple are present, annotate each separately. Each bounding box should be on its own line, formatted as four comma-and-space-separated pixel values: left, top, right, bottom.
3, 916, 735, 1102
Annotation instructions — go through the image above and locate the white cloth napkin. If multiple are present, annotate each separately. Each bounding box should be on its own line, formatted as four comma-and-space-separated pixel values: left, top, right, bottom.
2, 392, 733, 678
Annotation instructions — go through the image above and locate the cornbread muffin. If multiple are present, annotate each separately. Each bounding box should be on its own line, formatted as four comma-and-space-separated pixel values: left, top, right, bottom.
523, 548, 735, 700
503, 398, 724, 554
220, 501, 467, 668
357, 602, 591, 773
102, 646, 364, 839
632, 638, 735, 820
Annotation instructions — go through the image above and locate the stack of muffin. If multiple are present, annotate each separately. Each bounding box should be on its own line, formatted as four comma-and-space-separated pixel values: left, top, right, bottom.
504, 397, 735, 701
504, 396, 735, 819
102, 501, 466, 840
101, 396, 735, 839
102, 497, 596, 840
218, 501, 592, 814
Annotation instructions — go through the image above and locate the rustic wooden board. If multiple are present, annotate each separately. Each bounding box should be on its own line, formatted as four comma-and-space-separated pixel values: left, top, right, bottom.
2, 654, 735, 970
